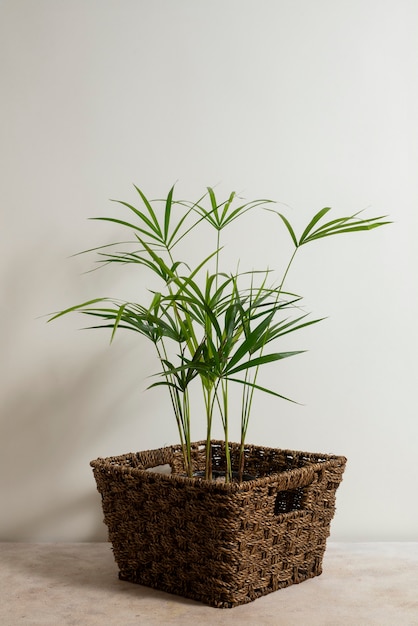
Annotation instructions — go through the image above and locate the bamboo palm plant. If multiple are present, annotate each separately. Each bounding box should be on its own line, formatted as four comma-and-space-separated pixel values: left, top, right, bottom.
50, 185, 389, 481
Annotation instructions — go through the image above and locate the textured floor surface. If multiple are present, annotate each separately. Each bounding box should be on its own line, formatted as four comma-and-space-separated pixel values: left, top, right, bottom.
0, 542, 417, 625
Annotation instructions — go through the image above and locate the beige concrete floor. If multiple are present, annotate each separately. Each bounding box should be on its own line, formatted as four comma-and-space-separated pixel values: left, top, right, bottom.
0, 542, 417, 625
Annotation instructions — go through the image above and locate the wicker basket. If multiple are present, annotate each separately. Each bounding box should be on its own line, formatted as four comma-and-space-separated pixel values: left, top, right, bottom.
91, 440, 346, 608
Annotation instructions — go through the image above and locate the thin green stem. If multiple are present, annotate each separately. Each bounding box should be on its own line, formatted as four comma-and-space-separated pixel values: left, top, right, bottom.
238, 246, 300, 475
203, 386, 214, 480
156, 342, 192, 476
216, 378, 232, 482
278, 247, 299, 294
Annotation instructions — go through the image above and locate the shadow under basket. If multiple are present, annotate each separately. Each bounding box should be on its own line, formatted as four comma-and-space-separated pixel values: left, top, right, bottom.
90, 440, 346, 608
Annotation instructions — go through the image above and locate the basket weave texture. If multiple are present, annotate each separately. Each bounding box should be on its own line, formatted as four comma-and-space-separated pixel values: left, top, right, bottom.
91, 440, 346, 608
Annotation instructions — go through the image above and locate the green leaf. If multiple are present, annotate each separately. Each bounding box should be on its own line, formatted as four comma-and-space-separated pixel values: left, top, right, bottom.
277, 213, 298, 247
207, 187, 221, 228
303, 220, 391, 243
47, 298, 109, 322
90, 216, 163, 244
226, 311, 275, 371
164, 185, 175, 241
226, 350, 305, 376
220, 191, 236, 223
147, 380, 184, 392
110, 303, 127, 343
298, 207, 332, 245
133, 185, 163, 237
225, 376, 301, 404
266, 315, 324, 342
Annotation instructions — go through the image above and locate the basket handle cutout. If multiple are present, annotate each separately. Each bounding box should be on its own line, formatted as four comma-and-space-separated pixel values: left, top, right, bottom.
272, 466, 327, 516
273, 485, 306, 515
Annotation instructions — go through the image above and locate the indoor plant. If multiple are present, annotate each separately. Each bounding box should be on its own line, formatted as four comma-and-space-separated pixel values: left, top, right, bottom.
50, 185, 388, 607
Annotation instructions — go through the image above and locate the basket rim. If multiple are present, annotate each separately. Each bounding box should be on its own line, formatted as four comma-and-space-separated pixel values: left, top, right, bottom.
90, 440, 347, 493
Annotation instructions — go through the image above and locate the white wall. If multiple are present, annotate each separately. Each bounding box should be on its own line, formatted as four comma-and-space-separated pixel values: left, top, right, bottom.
1, 0, 417, 541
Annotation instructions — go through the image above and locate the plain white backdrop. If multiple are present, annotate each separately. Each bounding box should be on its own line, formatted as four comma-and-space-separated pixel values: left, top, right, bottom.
1, 0, 417, 541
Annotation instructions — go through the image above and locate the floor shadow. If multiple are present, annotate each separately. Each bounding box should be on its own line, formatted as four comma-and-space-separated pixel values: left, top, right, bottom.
0, 542, 200, 607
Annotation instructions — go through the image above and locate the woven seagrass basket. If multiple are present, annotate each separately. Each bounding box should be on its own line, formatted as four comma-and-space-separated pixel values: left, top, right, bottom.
91, 440, 346, 608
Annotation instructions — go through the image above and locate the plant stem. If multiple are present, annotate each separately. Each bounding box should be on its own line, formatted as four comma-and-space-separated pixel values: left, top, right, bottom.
220, 378, 232, 482
279, 247, 299, 293
204, 386, 213, 480
237, 246, 300, 476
